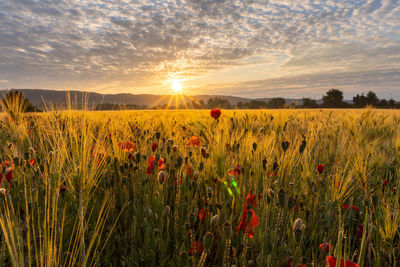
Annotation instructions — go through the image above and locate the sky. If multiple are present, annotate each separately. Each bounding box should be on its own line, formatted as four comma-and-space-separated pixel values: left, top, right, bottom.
0, 0, 399, 99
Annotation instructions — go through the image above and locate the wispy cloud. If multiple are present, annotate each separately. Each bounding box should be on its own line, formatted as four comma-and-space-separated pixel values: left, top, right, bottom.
0, 0, 399, 98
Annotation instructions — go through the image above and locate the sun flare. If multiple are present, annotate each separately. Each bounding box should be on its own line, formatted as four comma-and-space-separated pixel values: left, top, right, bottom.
171, 79, 182, 93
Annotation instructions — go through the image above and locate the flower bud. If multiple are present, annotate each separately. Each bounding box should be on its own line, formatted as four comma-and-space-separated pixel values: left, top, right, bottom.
164, 206, 170, 216
158, 171, 166, 185
211, 215, 219, 227
203, 232, 214, 250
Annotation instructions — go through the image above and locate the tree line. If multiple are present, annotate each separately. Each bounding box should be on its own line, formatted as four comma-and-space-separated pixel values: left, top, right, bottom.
2, 89, 399, 111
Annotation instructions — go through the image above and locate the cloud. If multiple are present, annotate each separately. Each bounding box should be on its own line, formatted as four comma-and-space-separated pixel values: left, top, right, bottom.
0, 0, 398, 98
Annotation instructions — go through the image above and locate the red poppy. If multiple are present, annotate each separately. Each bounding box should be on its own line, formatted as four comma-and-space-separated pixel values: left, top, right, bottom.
199, 209, 209, 222
118, 141, 136, 152
269, 171, 278, 177
319, 242, 331, 252
383, 179, 389, 186
236, 191, 259, 238
187, 165, 193, 176
210, 108, 221, 120
341, 203, 349, 210
317, 164, 324, 174
146, 156, 164, 174
189, 241, 203, 255
151, 142, 158, 152
59, 185, 67, 193
326, 256, 359, 267
158, 158, 165, 170
229, 164, 242, 176
1, 161, 15, 187
187, 136, 201, 147
352, 205, 358, 211
28, 159, 35, 166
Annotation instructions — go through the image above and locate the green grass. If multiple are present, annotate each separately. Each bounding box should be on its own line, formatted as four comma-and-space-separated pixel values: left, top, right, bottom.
0, 107, 399, 266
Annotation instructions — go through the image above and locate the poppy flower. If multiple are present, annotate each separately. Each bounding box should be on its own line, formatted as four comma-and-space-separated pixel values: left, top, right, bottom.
146, 156, 156, 174
341, 203, 349, 210
199, 209, 209, 222
319, 242, 331, 252
352, 205, 358, 211
383, 179, 389, 186
326, 256, 359, 267
229, 164, 242, 176
59, 185, 67, 193
151, 142, 158, 152
28, 159, 35, 166
189, 241, 203, 255
236, 191, 259, 238
1, 161, 15, 187
186, 136, 201, 147
317, 164, 324, 174
187, 165, 193, 176
210, 108, 221, 120
117, 141, 136, 152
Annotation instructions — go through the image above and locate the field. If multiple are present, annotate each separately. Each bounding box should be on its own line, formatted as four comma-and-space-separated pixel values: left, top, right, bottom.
0, 107, 399, 266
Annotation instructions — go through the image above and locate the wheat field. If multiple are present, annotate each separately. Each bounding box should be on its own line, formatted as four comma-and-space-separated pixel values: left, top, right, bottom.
0, 106, 399, 266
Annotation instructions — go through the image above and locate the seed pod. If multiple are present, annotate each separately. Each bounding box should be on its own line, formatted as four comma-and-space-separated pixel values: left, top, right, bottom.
203, 232, 214, 250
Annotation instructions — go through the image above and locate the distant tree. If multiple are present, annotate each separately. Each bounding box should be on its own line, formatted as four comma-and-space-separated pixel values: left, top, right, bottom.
377, 99, 388, 108
388, 99, 397, 108
236, 101, 244, 109
206, 98, 232, 109
244, 100, 268, 109
267, 98, 286, 109
302, 98, 318, 108
353, 94, 367, 108
366, 91, 379, 107
322, 89, 345, 108
1, 90, 38, 113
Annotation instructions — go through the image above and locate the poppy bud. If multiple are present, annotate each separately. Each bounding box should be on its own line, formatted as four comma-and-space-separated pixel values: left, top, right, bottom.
281, 141, 289, 151
128, 153, 133, 159
151, 142, 158, 152
288, 196, 296, 209
188, 213, 196, 228
293, 218, 305, 242
316, 164, 324, 174
155, 132, 160, 139
215, 203, 222, 209
180, 250, 188, 265
172, 145, 178, 153
223, 222, 232, 238
203, 232, 214, 250
252, 142, 257, 151
210, 215, 219, 227
135, 152, 141, 163
207, 187, 213, 197
201, 147, 207, 158
262, 159, 267, 171
278, 189, 286, 207
299, 139, 306, 154
164, 206, 170, 216
158, 171, 166, 184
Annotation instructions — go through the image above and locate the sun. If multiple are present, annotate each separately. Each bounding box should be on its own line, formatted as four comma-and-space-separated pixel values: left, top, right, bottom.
171, 79, 182, 93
